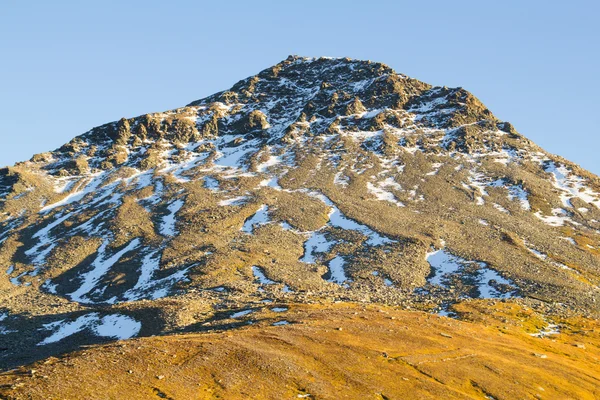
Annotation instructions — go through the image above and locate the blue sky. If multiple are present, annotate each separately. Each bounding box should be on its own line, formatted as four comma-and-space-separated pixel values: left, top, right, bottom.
1, 1, 598, 173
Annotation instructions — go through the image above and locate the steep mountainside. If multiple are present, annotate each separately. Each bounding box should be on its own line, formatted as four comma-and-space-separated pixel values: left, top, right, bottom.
1, 56, 599, 388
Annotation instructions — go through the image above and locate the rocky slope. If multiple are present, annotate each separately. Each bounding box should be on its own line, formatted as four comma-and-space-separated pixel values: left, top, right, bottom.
1, 56, 599, 387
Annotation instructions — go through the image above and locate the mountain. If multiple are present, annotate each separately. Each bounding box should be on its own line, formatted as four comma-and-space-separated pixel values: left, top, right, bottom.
1, 56, 599, 399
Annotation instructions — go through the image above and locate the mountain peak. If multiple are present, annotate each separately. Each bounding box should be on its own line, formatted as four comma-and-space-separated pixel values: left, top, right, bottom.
188, 54, 413, 107
28, 56, 504, 178
1, 56, 599, 375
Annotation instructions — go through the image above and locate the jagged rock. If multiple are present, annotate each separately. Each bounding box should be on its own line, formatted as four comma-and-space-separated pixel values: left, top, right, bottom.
345, 97, 366, 115
111, 118, 132, 145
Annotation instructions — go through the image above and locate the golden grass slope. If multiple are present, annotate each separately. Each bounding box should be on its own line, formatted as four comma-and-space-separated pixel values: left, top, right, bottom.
1, 301, 598, 400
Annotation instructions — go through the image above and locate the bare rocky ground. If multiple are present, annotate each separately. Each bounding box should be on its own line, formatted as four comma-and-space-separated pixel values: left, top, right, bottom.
0, 56, 599, 397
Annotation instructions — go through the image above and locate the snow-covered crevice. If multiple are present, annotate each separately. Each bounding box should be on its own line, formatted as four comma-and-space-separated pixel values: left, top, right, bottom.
24, 211, 74, 271
160, 150, 211, 182
163, 134, 265, 182
139, 179, 164, 207
508, 185, 531, 210
68, 238, 141, 304
259, 176, 282, 189
41, 172, 108, 213
71, 208, 113, 237
333, 171, 349, 187
345, 129, 384, 142
467, 171, 488, 205
490, 147, 520, 165
425, 248, 518, 299
9, 271, 28, 286
52, 177, 79, 194
249, 183, 394, 265
408, 186, 425, 202
263, 189, 396, 268
38, 313, 141, 345
160, 199, 185, 237
306, 191, 395, 246
407, 89, 449, 114
133, 171, 154, 190
123, 250, 192, 301
0, 217, 22, 244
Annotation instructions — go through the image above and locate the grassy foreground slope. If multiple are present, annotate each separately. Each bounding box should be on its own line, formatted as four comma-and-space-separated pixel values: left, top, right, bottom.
1, 301, 599, 400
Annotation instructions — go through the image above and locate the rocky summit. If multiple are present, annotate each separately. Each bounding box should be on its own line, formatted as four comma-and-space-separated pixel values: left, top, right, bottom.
1, 56, 599, 399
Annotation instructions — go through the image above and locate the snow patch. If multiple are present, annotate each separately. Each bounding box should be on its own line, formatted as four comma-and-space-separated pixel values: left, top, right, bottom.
525, 242, 578, 273
426, 249, 516, 298
534, 208, 578, 227
256, 155, 282, 173
301, 232, 334, 263
367, 178, 405, 207
252, 266, 276, 285
204, 176, 220, 191
333, 171, 349, 187
326, 256, 351, 286
468, 173, 530, 210
231, 309, 253, 319
259, 177, 282, 189
39, 313, 141, 345
213, 136, 261, 170
530, 324, 560, 338
218, 196, 248, 206
242, 205, 270, 233
425, 162, 443, 176
545, 162, 600, 209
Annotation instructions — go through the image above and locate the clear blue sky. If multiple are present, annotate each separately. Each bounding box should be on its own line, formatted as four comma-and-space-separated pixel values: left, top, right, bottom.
1, 1, 598, 173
